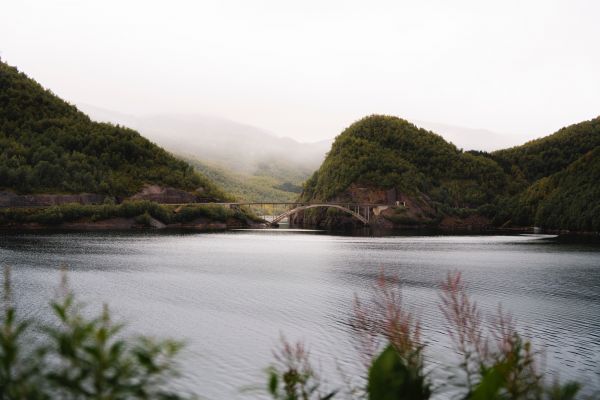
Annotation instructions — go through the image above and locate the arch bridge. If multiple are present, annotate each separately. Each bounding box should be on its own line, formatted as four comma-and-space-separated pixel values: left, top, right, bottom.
270, 203, 370, 225
212, 202, 378, 226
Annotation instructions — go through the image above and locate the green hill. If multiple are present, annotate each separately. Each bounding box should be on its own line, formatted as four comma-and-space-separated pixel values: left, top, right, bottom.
492, 117, 600, 183
300, 114, 600, 232
507, 147, 600, 232
302, 115, 508, 209
0, 61, 225, 200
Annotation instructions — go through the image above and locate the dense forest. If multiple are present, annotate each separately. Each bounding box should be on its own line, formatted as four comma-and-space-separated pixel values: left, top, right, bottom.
0, 61, 225, 199
302, 115, 507, 209
302, 115, 600, 232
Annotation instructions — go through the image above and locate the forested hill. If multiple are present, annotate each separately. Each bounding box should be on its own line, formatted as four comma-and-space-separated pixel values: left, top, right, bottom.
492, 117, 600, 182
301, 115, 508, 209
301, 115, 600, 232
0, 61, 225, 199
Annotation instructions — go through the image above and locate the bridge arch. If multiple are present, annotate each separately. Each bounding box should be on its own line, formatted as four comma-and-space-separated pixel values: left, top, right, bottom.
271, 204, 369, 225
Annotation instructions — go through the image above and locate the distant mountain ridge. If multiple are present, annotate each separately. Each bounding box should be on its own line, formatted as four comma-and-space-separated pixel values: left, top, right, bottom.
77, 104, 330, 173
77, 105, 331, 201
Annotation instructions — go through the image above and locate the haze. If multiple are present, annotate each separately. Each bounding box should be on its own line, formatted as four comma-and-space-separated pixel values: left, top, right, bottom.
2, 0, 599, 145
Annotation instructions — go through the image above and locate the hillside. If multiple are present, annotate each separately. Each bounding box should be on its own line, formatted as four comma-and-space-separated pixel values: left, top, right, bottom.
299, 115, 599, 232
0, 61, 225, 200
185, 157, 302, 202
78, 105, 329, 201
503, 146, 600, 232
301, 115, 508, 224
492, 117, 600, 182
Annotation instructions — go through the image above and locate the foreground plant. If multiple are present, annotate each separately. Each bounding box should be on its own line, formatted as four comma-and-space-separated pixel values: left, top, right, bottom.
267, 336, 336, 400
352, 275, 431, 400
440, 272, 580, 400
0, 266, 47, 399
0, 267, 189, 400
266, 272, 584, 400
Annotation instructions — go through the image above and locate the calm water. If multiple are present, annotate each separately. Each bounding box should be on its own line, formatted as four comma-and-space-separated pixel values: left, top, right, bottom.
0, 229, 599, 398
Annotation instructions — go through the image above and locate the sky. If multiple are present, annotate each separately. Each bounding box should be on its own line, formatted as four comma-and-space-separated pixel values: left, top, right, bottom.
1, 0, 599, 143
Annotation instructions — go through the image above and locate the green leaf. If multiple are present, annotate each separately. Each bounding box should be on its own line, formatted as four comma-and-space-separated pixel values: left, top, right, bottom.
368, 344, 430, 400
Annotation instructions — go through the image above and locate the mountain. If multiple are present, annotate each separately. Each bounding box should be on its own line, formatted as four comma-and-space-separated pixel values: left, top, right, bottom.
78, 104, 330, 201
492, 117, 600, 182
529, 147, 600, 232
0, 61, 226, 200
492, 117, 600, 230
299, 114, 600, 232
302, 115, 507, 204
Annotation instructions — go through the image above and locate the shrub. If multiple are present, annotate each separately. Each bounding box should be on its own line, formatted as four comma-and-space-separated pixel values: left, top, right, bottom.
173, 204, 233, 223
134, 211, 153, 227
266, 272, 583, 400
0, 267, 190, 399
0, 201, 262, 226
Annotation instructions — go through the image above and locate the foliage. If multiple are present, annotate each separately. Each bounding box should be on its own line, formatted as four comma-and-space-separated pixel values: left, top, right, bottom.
267, 337, 336, 400
301, 115, 508, 211
0, 61, 225, 199
0, 266, 588, 399
0, 267, 189, 400
0, 267, 47, 399
266, 272, 584, 400
367, 345, 430, 400
0, 201, 257, 226
304, 115, 508, 207
492, 117, 600, 183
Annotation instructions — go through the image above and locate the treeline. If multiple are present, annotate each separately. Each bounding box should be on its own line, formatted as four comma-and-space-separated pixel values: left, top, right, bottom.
302, 115, 600, 232
0, 61, 225, 199
0, 201, 261, 226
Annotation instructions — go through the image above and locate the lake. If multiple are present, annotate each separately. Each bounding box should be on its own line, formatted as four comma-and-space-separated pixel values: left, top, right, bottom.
1, 229, 599, 398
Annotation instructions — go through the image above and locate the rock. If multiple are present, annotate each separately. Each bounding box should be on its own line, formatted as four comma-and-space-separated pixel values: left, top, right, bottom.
128, 185, 197, 204
147, 216, 166, 229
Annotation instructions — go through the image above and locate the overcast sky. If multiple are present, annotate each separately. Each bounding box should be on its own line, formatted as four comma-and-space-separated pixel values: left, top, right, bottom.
2, 0, 599, 143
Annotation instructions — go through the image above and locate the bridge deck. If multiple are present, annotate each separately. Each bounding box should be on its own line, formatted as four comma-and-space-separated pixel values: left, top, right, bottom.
168, 202, 387, 207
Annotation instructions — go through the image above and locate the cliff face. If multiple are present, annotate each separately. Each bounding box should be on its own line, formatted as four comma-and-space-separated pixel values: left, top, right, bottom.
128, 185, 210, 204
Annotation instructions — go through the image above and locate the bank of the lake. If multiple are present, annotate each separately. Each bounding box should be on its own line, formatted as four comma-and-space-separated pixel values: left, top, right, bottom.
0, 201, 267, 231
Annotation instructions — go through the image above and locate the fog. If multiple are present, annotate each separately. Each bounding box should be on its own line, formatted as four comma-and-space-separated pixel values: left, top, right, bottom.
79, 104, 522, 180
78, 104, 331, 176
2, 0, 599, 145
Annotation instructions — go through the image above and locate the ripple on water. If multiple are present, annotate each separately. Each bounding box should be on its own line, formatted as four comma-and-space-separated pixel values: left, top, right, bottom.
0, 231, 599, 398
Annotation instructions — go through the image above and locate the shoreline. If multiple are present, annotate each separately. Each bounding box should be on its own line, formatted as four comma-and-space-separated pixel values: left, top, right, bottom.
2, 220, 598, 241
